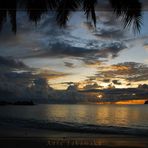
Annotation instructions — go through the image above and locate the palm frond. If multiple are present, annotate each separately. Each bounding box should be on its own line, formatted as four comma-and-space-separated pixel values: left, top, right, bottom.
56, 0, 81, 27
83, 0, 97, 27
0, 11, 7, 32
8, 10, 17, 33
110, 0, 142, 33
0, 0, 17, 33
0, 0, 143, 33
47, 0, 60, 10
25, 0, 48, 23
8, 0, 17, 33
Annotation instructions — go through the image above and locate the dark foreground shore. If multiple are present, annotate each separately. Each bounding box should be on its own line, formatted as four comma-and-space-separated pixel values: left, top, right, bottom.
0, 129, 148, 148
0, 126, 148, 148
0, 137, 148, 148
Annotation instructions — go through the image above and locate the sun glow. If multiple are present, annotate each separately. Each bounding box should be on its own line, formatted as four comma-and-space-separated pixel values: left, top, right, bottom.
96, 99, 147, 105
97, 95, 103, 99
115, 100, 147, 105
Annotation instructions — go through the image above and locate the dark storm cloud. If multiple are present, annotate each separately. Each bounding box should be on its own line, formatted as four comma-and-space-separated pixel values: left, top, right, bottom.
0, 12, 70, 58
33, 43, 98, 58
0, 56, 68, 86
26, 41, 126, 62
0, 11, 127, 63
0, 56, 71, 100
0, 56, 27, 69
0, 58, 34, 99
0, 56, 34, 82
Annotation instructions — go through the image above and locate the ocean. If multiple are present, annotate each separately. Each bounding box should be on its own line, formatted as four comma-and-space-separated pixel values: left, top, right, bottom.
0, 104, 148, 136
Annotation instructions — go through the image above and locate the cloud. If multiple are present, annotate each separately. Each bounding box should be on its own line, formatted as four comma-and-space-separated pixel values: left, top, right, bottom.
95, 62, 148, 82
112, 80, 122, 85
0, 56, 70, 101
0, 56, 27, 69
127, 83, 131, 86
0, 12, 71, 59
27, 42, 98, 58
60, 82, 76, 85
138, 84, 148, 89
84, 62, 148, 88
24, 41, 126, 63
103, 79, 110, 83
83, 82, 102, 90
64, 62, 75, 68
0, 57, 34, 90
82, 22, 94, 30
99, 42, 127, 58
82, 11, 127, 40
94, 28, 125, 40
0, 11, 127, 68
114, 62, 148, 82
35, 69, 69, 80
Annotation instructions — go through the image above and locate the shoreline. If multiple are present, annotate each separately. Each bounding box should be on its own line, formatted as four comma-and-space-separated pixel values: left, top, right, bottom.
0, 127, 148, 147
0, 137, 148, 148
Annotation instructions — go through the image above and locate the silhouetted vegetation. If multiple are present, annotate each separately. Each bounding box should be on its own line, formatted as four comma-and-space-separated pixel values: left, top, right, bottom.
0, 100, 34, 105
0, 0, 142, 33
13, 101, 34, 105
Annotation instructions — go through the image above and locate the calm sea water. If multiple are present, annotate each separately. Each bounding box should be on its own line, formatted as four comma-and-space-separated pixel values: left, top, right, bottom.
0, 104, 148, 129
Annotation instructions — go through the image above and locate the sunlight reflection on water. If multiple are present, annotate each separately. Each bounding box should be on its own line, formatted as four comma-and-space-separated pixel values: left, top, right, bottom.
0, 104, 148, 128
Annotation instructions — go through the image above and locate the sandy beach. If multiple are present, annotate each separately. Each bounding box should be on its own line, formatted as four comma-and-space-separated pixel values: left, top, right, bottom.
0, 126, 148, 148
0, 136, 148, 148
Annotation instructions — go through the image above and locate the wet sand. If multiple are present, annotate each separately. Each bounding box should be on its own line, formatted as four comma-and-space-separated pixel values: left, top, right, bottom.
0, 127, 148, 148
0, 137, 148, 148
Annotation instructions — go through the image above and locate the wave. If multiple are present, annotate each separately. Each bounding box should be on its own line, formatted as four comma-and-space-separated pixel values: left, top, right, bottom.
0, 117, 148, 136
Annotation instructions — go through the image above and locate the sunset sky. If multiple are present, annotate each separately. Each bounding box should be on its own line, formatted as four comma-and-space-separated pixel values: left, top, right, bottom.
1, 2, 148, 144
0, 10, 148, 90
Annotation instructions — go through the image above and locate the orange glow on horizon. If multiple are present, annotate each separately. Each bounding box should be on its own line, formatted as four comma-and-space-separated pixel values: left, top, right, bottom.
115, 100, 146, 105
97, 99, 147, 105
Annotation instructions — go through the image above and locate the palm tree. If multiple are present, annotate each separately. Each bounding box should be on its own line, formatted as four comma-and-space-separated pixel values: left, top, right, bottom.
0, 0, 142, 33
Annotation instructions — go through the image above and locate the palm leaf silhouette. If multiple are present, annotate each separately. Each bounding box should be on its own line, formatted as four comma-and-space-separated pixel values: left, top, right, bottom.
24, 0, 49, 23
0, 0, 143, 33
8, 0, 17, 33
0, 0, 17, 33
110, 0, 142, 33
83, 0, 97, 27
56, 0, 81, 27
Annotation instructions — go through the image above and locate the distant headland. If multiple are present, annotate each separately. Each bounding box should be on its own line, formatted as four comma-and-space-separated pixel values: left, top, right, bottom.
0, 101, 34, 106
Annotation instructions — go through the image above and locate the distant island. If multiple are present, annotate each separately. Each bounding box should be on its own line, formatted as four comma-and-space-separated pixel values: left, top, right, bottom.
0, 101, 34, 106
